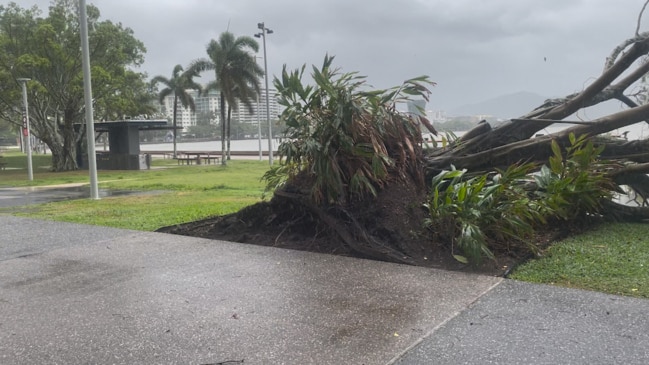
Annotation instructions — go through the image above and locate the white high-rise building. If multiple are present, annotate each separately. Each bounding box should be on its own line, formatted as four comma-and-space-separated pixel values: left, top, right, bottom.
231, 88, 281, 126
161, 87, 281, 133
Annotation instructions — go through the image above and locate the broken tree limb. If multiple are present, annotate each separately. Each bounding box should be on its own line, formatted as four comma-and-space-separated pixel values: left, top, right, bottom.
442, 33, 649, 160
425, 102, 649, 174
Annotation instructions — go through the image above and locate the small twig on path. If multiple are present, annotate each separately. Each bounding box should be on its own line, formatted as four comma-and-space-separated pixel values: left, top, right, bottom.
200, 359, 244, 365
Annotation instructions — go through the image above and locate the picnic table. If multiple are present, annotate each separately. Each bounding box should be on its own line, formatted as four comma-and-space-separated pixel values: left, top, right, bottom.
175, 152, 220, 165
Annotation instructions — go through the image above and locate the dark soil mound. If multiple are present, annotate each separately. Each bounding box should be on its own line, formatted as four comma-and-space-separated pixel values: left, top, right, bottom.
157, 176, 544, 276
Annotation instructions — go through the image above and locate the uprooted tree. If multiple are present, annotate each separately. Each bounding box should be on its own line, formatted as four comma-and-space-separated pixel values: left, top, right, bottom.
164, 20, 649, 267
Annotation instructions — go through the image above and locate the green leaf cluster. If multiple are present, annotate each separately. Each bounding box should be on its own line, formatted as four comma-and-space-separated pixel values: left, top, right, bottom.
427, 134, 617, 264
425, 163, 543, 264
534, 133, 615, 220
263, 55, 435, 205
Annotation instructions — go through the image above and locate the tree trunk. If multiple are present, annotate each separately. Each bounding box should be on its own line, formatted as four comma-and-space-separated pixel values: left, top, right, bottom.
220, 93, 227, 166
173, 94, 178, 159
227, 106, 232, 160
49, 119, 78, 172
20, 96, 82, 172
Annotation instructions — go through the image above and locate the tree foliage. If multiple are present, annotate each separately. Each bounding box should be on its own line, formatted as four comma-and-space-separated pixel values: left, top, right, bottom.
426, 134, 621, 264
0, 1, 155, 171
191, 32, 263, 165
264, 55, 436, 205
150, 64, 201, 157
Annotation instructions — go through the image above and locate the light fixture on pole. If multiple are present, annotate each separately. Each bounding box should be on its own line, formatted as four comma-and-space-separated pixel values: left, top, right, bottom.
254, 22, 274, 165
79, 0, 100, 200
17, 78, 33, 181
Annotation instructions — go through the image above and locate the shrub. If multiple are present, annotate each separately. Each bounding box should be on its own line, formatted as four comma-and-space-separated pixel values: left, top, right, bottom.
425, 163, 543, 264
533, 133, 615, 220
426, 134, 618, 264
262, 55, 435, 205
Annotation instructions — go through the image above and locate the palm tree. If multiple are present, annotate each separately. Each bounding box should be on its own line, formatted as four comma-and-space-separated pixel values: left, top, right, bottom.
151, 64, 202, 158
204, 81, 256, 160
190, 32, 263, 165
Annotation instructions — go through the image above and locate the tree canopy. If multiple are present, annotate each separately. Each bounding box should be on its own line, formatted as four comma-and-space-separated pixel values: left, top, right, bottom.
191, 31, 263, 165
151, 64, 202, 158
0, 1, 155, 171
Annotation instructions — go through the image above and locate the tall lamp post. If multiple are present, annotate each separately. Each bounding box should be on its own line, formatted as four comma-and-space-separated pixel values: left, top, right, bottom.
79, 0, 99, 200
17, 78, 33, 181
255, 22, 273, 165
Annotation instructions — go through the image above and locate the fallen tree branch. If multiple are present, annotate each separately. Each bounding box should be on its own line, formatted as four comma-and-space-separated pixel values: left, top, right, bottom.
602, 199, 649, 221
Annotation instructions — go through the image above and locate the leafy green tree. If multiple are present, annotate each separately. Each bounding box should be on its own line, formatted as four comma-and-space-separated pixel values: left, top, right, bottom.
0, 118, 16, 144
191, 31, 263, 165
0, 1, 153, 171
150, 64, 201, 158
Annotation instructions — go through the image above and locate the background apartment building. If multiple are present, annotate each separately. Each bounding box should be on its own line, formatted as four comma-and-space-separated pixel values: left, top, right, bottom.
161, 88, 281, 135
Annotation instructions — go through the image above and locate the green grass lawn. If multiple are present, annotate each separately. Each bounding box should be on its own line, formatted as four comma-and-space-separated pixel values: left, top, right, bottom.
0, 152, 270, 230
511, 222, 649, 299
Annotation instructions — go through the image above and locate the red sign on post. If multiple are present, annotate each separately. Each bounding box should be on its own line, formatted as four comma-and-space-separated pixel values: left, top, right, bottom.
22, 112, 28, 137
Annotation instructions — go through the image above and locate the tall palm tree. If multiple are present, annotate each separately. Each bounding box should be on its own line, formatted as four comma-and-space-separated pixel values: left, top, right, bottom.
190, 31, 263, 165
151, 64, 202, 158
204, 81, 256, 160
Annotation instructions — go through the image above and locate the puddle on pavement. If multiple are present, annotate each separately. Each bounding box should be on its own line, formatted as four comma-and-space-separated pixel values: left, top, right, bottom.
46, 187, 164, 201
0, 186, 165, 209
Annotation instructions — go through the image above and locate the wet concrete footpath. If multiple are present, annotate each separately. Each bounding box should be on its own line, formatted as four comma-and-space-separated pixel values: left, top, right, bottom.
0, 184, 153, 209
1, 216, 648, 364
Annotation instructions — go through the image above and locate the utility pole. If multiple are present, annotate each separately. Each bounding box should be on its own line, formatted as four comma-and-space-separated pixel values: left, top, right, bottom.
17, 78, 33, 181
255, 22, 274, 165
79, 0, 99, 199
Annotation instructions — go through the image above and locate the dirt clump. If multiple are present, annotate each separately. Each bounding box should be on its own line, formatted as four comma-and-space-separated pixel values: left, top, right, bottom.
157, 177, 528, 276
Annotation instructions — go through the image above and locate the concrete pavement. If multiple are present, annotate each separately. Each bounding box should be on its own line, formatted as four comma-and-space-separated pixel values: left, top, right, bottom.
392, 280, 649, 364
1, 216, 648, 364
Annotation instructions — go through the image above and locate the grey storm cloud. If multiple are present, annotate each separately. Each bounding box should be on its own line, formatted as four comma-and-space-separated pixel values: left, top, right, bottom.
15, 0, 649, 110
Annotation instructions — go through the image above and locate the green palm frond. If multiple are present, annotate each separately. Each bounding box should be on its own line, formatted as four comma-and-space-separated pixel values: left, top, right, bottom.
265, 54, 434, 205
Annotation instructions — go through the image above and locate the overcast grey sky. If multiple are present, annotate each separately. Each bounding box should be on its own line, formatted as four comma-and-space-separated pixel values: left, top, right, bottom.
16, 0, 649, 110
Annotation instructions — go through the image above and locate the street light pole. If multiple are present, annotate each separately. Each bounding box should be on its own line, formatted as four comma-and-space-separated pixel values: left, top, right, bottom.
79, 0, 100, 200
17, 78, 33, 181
255, 22, 273, 165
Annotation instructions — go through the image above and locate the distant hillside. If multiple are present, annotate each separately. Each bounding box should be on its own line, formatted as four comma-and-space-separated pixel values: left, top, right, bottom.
449, 91, 547, 119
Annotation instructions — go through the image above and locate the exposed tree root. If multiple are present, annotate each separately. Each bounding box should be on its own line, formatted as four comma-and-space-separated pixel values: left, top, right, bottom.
273, 190, 415, 265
